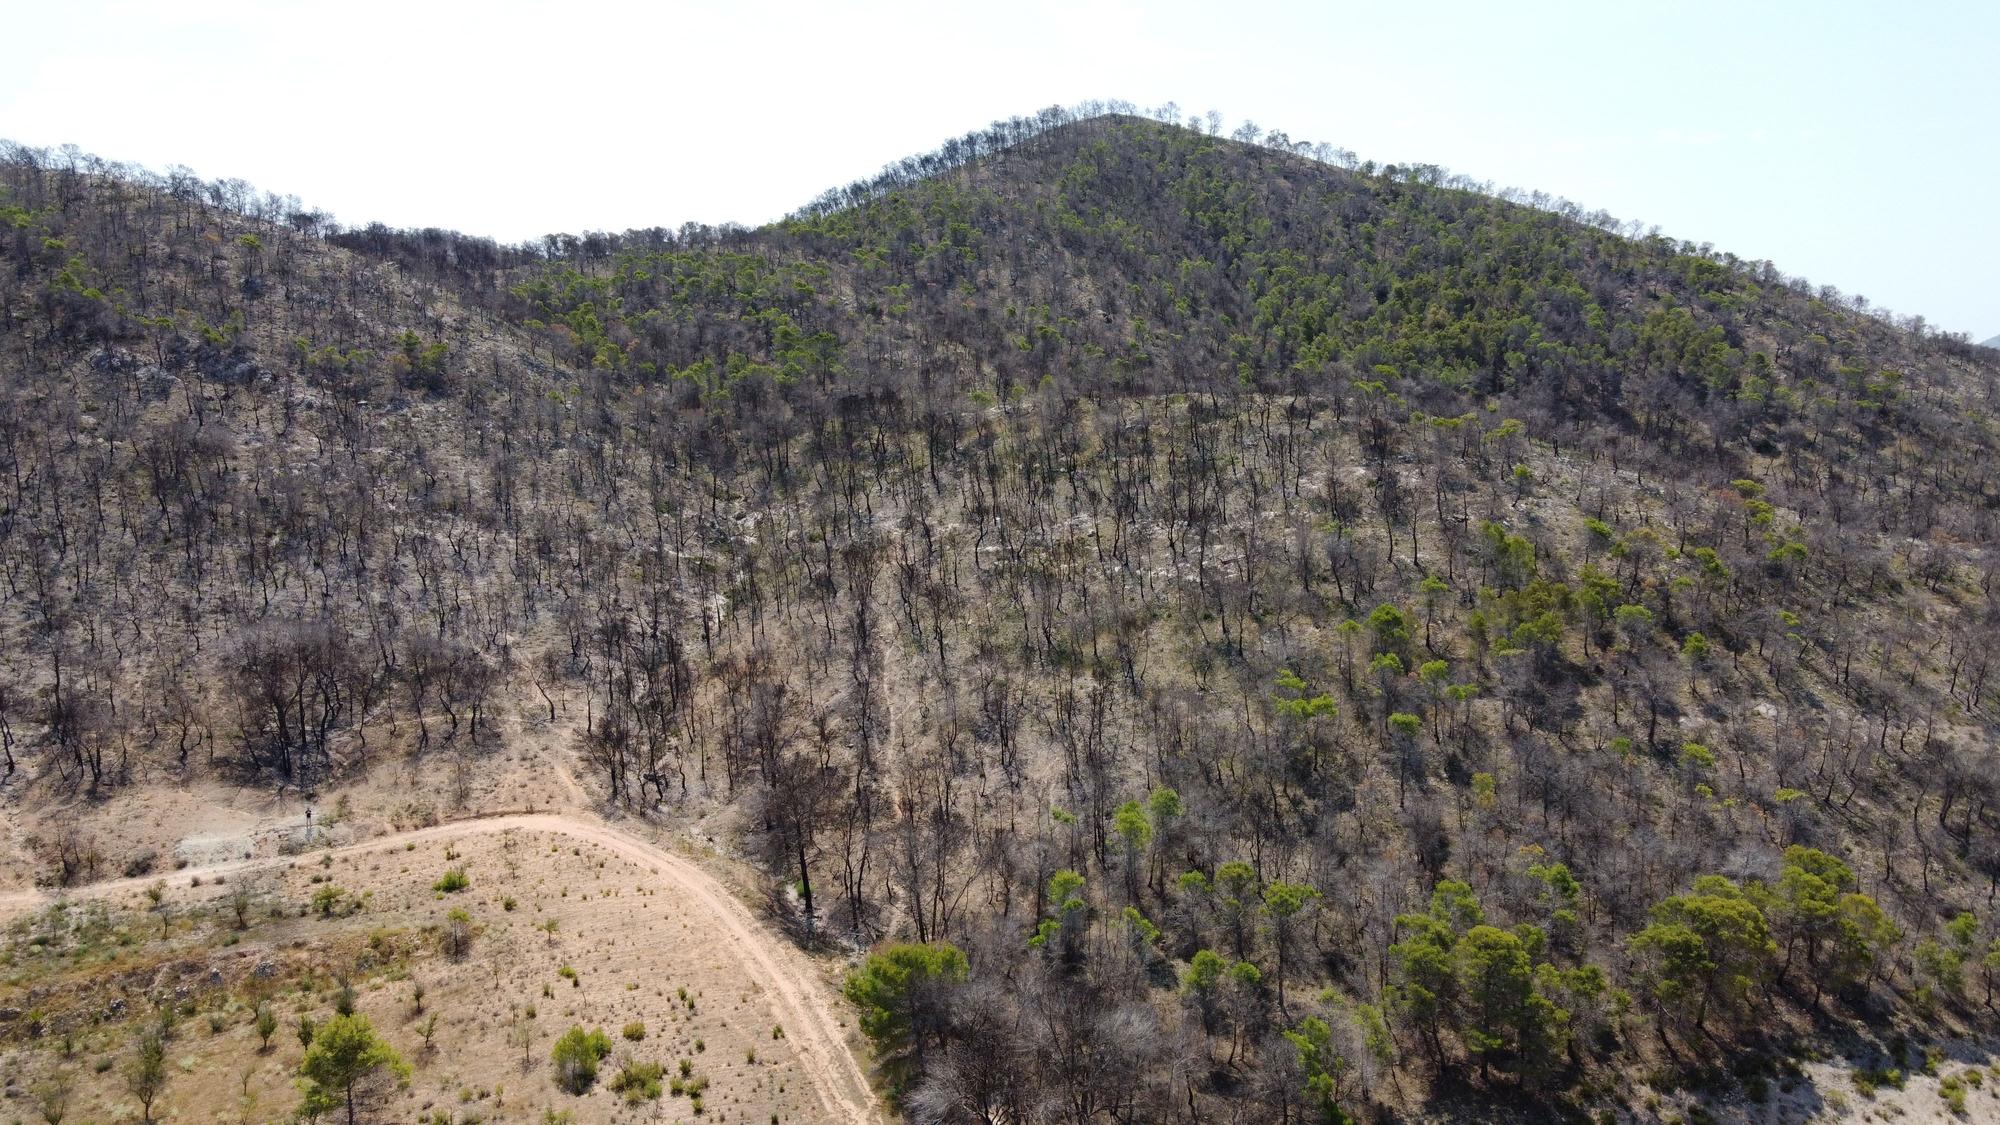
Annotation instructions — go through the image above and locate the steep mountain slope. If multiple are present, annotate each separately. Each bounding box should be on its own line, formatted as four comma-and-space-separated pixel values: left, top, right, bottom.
5, 109, 2000, 1122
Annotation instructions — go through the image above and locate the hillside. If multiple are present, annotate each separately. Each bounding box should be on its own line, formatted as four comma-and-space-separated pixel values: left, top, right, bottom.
5, 106, 2000, 1122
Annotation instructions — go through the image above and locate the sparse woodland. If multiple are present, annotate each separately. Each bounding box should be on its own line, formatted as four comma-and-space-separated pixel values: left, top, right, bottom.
6, 103, 2000, 1121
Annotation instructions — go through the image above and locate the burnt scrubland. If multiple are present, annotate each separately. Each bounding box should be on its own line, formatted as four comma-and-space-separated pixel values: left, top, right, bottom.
5, 103, 2000, 1121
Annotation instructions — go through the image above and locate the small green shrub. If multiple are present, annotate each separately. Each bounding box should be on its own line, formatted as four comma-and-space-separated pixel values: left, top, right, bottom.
550, 1026, 612, 1094
1940, 1073, 1968, 1115
310, 885, 346, 917
610, 1060, 664, 1103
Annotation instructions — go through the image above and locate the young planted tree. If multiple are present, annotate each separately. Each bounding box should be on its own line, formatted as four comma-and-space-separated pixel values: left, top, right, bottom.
442, 908, 473, 960
33, 1070, 73, 1125
255, 1003, 278, 1051
126, 1028, 169, 1123
512, 1006, 537, 1068
550, 1026, 612, 1094
296, 1014, 408, 1125
229, 880, 255, 929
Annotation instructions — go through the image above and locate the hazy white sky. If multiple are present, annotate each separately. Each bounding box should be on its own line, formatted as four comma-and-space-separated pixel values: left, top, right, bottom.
5, 0, 1995, 336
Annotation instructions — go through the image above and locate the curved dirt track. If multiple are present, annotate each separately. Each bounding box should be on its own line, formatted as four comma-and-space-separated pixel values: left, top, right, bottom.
0, 813, 883, 1125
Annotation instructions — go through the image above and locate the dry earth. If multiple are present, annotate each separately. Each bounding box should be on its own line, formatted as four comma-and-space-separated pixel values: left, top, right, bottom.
0, 807, 881, 1124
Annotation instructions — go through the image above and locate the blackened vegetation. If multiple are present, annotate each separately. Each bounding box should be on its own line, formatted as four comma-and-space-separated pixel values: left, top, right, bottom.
4, 107, 2000, 1120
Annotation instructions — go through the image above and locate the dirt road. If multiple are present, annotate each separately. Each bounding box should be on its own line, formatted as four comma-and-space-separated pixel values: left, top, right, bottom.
0, 812, 883, 1125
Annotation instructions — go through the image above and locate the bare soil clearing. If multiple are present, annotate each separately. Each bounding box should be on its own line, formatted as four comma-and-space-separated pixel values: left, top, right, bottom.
1, 811, 881, 1124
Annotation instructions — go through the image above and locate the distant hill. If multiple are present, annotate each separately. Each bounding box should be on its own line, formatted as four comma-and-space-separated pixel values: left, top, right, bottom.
1982, 333, 2000, 349
6, 107, 2000, 1122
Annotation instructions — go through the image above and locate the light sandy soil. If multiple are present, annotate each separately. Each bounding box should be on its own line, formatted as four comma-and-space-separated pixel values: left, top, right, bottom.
1614, 1041, 2000, 1123
0, 811, 881, 1124
1768, 1051, 2000, 1124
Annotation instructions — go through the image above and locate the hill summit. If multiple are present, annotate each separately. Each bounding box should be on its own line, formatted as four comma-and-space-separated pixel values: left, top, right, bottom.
4, 106, 2000, 1121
